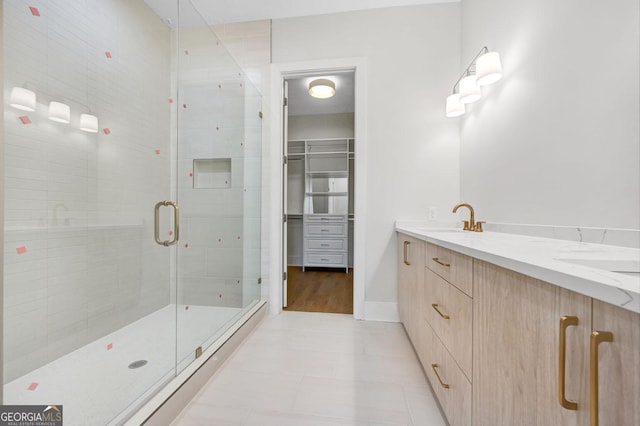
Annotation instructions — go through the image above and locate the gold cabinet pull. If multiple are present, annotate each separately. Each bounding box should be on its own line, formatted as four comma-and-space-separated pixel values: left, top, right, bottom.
432, 303, 450, 320
403, 241, 411, 265
432, 257, 450, 267
431, 364, 450, 389
590, 330, 613, 426
559, 316, 579, 410
154, 200, 180, 247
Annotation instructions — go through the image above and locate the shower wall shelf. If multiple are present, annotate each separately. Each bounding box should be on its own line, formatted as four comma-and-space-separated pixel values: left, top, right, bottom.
193, 158, 231, 189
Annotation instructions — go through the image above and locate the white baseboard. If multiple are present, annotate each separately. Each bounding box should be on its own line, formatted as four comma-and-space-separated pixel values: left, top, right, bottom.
364, 301, 399, 322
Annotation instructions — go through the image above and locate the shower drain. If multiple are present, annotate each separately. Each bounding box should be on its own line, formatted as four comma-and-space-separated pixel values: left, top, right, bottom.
128, 360, 148, 369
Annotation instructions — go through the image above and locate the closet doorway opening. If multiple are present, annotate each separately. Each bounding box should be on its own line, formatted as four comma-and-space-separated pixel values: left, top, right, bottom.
282, 72, 355, 314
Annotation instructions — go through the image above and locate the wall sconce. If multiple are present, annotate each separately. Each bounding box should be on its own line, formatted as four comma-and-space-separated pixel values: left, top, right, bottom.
446, 47, 502, 118
9, 87, 37, 111
308, 78, 336, 99
48, 101, 71, 123
79, 113, 99, 133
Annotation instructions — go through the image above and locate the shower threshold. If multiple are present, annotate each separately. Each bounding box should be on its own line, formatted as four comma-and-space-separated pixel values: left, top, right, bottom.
3, 304, 248, 425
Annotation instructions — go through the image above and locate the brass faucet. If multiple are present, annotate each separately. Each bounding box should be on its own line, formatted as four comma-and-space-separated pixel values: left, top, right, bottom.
452, 203, 484, 232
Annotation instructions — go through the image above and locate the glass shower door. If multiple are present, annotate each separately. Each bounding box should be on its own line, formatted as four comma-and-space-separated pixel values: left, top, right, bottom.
3, 0, 261, 423
174, 0, 262, 374
3, 0, 177, 424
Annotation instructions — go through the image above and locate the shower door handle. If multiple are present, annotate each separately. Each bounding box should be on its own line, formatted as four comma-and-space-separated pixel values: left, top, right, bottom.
154, 200, 180, 246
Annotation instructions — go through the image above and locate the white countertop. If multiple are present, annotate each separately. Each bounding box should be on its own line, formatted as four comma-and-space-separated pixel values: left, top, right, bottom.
396, 223, 640, 313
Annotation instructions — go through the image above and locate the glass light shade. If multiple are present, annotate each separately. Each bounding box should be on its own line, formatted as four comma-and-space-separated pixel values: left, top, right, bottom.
308, 78, 336, 99
445, 94, 465, 117
459, 75, 482, 104
79, 113, 99, 133
9, 87, 36, 111
48, 101, 70, 123
476, 51, 503, 86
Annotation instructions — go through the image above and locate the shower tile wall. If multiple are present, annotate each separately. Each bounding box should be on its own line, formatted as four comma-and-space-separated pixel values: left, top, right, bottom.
211, 20, 270, 303
175, 27, 262, 308
3, 0, 171, 381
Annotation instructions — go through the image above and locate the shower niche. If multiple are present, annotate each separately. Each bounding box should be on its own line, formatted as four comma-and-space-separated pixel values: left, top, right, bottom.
193, 158, 232, 189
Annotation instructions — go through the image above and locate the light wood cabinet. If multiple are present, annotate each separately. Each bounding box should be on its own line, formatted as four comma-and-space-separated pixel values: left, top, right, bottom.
423, 245, 473, 426
397, 234, 424, 342
473, 260, 592, 425
426, 242, 473, 297
424, 268, 472, 379
591, 300, 640, 426
398, 233, 639, 426
474, 260, 640, 426
398, 234, 471, 426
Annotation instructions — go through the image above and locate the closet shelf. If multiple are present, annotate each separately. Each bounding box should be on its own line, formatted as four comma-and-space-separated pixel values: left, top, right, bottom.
306, 171, 348, 178
305, 192, 348, 196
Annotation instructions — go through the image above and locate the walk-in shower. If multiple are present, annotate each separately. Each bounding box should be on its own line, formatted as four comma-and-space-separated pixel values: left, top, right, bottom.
2, 0, 263, 423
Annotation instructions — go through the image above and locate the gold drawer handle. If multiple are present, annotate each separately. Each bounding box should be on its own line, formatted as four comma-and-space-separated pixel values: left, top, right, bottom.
590, 330, 613, 426
432, 257, 450, 267
432, 303, 450, 320
431, 364, 450, 389
403, 241, 411, 266
559, 316, 578, 410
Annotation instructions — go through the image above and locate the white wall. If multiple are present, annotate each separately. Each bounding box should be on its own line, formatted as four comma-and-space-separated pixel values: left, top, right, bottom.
288, 113, 355, 140
272, 3, 461, 306
460, 0, 640, 229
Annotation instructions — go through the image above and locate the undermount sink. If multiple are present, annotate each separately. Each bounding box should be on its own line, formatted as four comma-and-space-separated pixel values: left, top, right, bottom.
555, 258, 640, 274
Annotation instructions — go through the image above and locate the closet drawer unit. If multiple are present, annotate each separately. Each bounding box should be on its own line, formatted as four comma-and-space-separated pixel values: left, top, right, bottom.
306, 238, 347, 251
305, 224, 347, 237
424, 268, 472, 379
425, 243, 473, 296
304, 252, 347, 267
304, 215, 346, 224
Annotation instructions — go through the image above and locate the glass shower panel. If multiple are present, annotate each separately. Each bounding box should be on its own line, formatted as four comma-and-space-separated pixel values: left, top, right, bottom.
3, 1, 176, 424
175, 0, 262, 374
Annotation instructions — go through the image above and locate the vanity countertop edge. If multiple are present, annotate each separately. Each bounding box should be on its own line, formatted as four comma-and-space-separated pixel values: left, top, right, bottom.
396, 223, 640, 313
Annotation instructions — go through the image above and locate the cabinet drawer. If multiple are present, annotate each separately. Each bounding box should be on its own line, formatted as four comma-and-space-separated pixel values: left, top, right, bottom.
304, 215, 346, 223
424, 268, 472, 379
426, 243, 473, 296
305, 224, 346, 236
306, 238, 347, 251
421, 320, 471, 426
304, 252, 347, 267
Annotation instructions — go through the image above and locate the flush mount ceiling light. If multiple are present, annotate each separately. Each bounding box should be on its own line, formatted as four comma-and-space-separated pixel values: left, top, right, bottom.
308, 78, 336, 99
445, 47, 503, 117
48, 101, 71, 123
79, 113, 99, 133
9, 87, 37, 111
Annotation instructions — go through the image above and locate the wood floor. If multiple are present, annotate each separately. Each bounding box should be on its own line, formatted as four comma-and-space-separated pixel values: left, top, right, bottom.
284, 266, 353, 314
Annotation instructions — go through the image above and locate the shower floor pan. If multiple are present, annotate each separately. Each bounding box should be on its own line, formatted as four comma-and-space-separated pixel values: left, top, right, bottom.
3, 304, 243, 425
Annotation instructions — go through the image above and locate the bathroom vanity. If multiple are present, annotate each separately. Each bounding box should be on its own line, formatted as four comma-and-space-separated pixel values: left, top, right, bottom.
396, 225, 640, 426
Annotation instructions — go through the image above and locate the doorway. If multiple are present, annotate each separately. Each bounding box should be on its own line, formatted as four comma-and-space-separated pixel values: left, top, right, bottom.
282, 72, 355, 314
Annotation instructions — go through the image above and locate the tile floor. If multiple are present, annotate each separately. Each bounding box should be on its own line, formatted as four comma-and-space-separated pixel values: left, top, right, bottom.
173, 311, 446, 425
